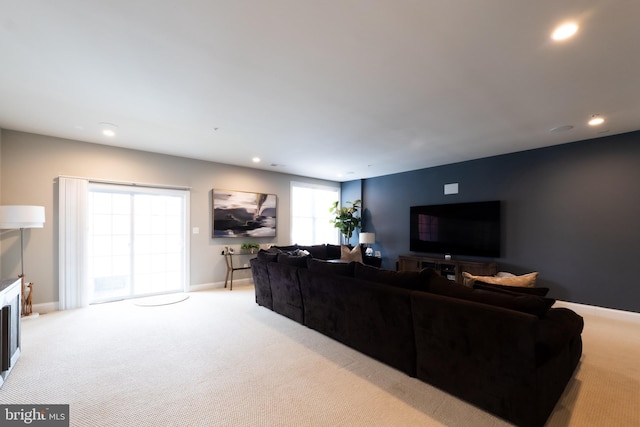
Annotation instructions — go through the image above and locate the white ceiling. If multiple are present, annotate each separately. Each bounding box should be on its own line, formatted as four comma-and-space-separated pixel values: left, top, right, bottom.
1, 1, 639, 182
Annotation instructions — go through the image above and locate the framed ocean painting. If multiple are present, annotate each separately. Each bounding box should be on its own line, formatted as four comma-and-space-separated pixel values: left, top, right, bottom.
212, 189, 277, 237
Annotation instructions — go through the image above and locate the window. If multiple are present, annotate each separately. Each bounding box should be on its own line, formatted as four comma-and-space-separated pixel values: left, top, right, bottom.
291, 182, 339, 245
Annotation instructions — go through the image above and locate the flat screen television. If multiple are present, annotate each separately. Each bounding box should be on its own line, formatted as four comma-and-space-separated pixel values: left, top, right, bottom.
410, 201, 501, 258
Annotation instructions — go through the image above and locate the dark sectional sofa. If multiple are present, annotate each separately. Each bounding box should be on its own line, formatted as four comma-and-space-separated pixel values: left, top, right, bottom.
266, 243, 382, 267
250, 249, 583, 427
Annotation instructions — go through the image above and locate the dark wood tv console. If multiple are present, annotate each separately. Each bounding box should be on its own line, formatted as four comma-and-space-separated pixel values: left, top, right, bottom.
398, 254, 497, 284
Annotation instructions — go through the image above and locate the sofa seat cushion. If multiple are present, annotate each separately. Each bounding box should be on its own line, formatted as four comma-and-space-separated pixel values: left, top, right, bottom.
354, 262, 429, 291
427, 270, 555, 318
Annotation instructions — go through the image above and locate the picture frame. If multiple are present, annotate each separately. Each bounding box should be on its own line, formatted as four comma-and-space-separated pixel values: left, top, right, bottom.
212, 189, 277, 238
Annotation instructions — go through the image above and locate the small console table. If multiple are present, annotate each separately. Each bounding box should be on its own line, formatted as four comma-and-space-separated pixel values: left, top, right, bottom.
398, 254, 497, 283
223, 248, 255, 291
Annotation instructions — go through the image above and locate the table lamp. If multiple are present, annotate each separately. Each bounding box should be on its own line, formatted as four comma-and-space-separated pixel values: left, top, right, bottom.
359, 232, 375, 256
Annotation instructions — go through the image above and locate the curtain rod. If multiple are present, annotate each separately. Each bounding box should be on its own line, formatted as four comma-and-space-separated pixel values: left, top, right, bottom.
55, 175, 191, 191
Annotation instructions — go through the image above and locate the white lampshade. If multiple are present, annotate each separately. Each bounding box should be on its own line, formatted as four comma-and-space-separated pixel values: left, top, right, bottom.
0, 205, 46, 229
359, 232, 375, 245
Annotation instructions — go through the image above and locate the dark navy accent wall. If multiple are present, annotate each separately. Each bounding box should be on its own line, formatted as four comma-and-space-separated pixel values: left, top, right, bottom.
354, 131, 640, 313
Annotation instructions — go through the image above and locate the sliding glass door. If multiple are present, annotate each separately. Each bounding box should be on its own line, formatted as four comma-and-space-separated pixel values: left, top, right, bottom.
88, 184, 188, 303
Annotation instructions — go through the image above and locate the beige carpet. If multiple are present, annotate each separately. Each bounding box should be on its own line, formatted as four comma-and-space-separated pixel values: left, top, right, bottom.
0, 285, 638, 427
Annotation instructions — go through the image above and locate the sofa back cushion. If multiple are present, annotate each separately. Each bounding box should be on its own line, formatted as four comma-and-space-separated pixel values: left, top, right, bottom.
307, 258, 355, 276
298, 244, 329, 260
277, 253, 310, 268
344, 278, 417, 376
326, 244, 342, 260
426, 269, 555, 318
257, 249, 279, 263
271, 244, 299, 253
354, 263, 429, 291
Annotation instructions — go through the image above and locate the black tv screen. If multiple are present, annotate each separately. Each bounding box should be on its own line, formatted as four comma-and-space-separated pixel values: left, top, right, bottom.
410, 201, 501, 257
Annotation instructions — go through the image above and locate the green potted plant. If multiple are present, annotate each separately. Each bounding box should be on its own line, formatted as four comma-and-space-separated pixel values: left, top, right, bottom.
329, 199, 362, 243
241, 243, 260, 254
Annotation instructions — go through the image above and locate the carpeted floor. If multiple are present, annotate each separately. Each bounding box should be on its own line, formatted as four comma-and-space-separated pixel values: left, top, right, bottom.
0, 285, 638, 426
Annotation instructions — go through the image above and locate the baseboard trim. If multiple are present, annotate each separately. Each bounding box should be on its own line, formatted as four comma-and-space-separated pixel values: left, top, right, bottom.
32, 301, 59, 314
189, 278, 253, 292
554, 300, 640, 324
32, 280, 255, 313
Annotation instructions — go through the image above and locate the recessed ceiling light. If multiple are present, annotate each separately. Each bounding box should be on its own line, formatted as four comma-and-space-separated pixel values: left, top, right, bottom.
99, 122, 118, 137
252, 157, 261, 163
551, 22, 579, 41
588, 115, 605, 126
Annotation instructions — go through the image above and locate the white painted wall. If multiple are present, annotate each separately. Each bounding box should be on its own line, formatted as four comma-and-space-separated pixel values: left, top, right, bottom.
0, 130, 338, 307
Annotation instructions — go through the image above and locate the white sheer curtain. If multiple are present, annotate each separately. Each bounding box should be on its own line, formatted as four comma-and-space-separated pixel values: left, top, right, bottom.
58, 177, 90, 310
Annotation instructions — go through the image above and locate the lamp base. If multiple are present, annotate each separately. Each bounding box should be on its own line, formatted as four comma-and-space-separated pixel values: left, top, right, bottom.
19, 275, 34, 317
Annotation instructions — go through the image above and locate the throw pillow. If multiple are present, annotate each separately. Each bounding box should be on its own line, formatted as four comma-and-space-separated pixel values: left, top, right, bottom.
340, 244, 363, 263
462, 271, 538, 288
429, 272, 554, 318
